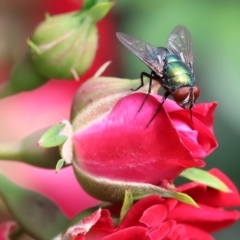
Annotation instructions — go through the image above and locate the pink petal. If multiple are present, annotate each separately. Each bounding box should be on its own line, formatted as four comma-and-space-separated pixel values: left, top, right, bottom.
167, 102, 218, 158
190, 102, 217, 134
73, 93, 203, 184
177, 130, 206, 158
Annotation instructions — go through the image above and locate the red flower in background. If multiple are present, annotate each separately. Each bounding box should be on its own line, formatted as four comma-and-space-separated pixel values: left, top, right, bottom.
63, 169, 240, 240
73, 92, 218, 185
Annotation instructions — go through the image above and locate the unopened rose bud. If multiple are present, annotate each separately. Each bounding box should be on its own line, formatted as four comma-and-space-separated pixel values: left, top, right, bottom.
70, 76, 217, 202
28, 2, 113, 79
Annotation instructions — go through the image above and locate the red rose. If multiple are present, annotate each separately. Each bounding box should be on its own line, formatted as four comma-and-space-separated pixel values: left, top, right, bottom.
63, 209, 115, 240
72, 77, 218, 189
63, 169, 240, 240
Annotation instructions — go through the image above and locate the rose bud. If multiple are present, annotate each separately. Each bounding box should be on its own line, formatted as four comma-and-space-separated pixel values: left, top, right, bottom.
27, 1, 113, 79
71, 76, 218, 203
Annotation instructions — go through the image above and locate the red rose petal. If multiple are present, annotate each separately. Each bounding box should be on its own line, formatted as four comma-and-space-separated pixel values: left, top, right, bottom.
119, 195, 165, 229
91, 209, 115, 231
177, 130, 206, 158
102, 226, 148, 240
149, 220, 177, 240
64, 209, 114, 240
178, 169, 240, 208
174, 224, 214, 240
139, 204, 168, 227
162, 97, 217, 135
191, 102, 217, 134
73, 93, 203, 184
167, 103, 218, 158
167, 202, 240, 233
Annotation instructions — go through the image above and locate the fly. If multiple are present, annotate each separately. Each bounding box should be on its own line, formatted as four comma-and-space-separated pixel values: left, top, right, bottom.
116, 25, 200, 126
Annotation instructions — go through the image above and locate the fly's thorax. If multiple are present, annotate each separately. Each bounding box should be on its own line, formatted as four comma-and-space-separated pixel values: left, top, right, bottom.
148, 47, 170, 78
163, 54, 194, 92
165, 54, 181, 63
148, 47, 169, 60
165, 55, 191, 78
167, 74, 193, 93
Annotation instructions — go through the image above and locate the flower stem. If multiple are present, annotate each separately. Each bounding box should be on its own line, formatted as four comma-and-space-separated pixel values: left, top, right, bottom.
0, 142, 21, 161
0, 129, 61, 168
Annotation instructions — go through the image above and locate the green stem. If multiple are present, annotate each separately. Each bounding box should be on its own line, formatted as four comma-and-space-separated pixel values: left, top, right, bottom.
0, 142, 21, 161
0, 129, 61, 168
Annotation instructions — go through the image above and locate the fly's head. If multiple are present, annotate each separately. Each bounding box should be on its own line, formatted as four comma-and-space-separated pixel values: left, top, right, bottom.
172, 86, 200, 109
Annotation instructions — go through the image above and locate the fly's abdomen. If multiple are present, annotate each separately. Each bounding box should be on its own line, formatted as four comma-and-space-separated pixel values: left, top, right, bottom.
164, 55, 194, 91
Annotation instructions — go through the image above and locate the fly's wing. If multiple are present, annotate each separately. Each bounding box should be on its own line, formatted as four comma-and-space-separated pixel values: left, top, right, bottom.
116, 32, 165, 74
167, 25, 194, 72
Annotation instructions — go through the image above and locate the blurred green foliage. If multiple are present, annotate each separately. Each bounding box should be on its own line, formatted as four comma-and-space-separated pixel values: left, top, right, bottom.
114, 1, 240, 239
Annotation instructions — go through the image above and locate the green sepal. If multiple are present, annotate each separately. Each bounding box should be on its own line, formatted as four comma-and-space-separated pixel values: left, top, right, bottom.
55, 159, 65, 173
0, 172, 69, 239
27, 40, 42, 54
87, 2, 114, 23
82, 0, 97, 10
120, 190, 133, 223
180, 168, 229, 192
38, 123, 67, 148
132, 191, 198, 208
169, 192, 199, 208
73, 161, 198, 207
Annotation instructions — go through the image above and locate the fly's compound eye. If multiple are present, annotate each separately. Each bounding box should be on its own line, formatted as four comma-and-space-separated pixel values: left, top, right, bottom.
192, 86, 200, 101
173, 86, 200, 109
173, 87, 190, 104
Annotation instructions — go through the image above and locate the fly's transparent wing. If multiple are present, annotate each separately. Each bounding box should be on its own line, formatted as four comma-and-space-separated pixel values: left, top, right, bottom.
167, 25, 194, 72
116, 32, 165, 74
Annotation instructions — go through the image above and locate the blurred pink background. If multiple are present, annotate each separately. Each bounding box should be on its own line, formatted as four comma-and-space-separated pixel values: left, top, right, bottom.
0, 0, 118, 219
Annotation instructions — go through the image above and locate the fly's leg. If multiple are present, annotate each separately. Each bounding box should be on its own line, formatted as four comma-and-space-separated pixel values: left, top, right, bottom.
131, 71, 154, 112
131, 71, 153, 91
146, 91, 170, 128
